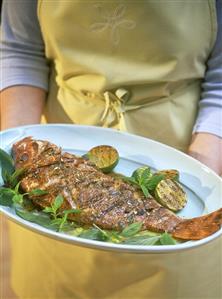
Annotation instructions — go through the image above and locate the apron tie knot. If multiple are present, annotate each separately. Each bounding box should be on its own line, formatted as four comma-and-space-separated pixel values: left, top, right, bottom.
101, 88, 129, 126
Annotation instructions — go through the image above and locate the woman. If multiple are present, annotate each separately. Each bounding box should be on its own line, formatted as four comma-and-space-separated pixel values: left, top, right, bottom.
1, 1, 222, 298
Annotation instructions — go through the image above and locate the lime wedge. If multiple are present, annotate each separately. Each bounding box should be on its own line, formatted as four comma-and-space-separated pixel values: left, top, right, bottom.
87, 145, 119, 173
154, 169, 179, 181
154, 179, 187, 212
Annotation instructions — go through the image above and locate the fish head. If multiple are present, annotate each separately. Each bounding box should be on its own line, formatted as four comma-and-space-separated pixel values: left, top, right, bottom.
12, 137, 61, 169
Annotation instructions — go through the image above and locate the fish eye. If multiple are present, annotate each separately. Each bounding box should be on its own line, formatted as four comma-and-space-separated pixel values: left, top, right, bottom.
20, 153, 29, 162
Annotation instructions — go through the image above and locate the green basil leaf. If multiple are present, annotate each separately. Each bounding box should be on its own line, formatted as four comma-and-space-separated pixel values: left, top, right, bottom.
62, 208, 82, 215
132, 166, 152, 185
93, 224, 109, 241
105, 231, 122, 243
79, 228, 104, 240
121, 222, 143, 237
50, 218, 63, 225
52, 195, 64, 212
123, 176, 138, 185
29, 189, 48, 196
141, 167, 152, 185
0, 148, 15, 177
145, 174, 164, 191
12, 194, 23, 204
22, 197, 35, 211
8, 168, 25, 188
15, 207, 58, 230
140, 185, 150, 197
159, 232, 177, 245
2, 170, 11, 186
43, 206, 53, 213
60, 221, 78, 232
136, 230, 159, 237
132, 167, 144, 183
58, 214, 69, 232
0, 187, 14, 195
14, 182, 21, 193
0, 187, 14, 206
123, 235, 160, 245
69, 227, 84, 237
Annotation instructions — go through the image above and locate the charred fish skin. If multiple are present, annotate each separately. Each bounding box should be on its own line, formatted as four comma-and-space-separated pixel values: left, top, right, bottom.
12, 137, 222, 240
19, 154, 181, 232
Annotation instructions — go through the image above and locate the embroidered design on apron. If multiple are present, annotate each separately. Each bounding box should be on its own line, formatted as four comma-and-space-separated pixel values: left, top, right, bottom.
90, 3, 136, 46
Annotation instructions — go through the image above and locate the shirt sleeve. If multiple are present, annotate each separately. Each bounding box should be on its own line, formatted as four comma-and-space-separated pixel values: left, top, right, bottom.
193, 0, 222, 138
0, 0, 49, 91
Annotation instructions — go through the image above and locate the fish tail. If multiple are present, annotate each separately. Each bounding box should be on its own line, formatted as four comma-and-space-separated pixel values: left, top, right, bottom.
171, 208, 222, 240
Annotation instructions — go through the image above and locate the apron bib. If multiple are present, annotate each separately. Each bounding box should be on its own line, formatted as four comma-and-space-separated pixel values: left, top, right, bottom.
9, 1, 222, 299
38, 0, 216, 151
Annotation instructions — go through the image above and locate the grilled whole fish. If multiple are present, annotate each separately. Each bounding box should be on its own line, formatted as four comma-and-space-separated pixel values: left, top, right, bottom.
12, 137, 222, 240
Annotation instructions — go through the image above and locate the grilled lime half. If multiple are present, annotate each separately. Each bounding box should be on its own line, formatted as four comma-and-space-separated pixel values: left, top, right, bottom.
154, 179, 187, 212
86, 145, 119, 173
154, 169, 179, 181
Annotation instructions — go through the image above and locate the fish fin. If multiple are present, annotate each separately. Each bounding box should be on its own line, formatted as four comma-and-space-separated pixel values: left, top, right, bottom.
171, 208, 222, 240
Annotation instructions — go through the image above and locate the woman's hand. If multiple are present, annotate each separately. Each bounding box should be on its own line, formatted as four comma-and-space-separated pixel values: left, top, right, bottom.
188, 133, 222, 176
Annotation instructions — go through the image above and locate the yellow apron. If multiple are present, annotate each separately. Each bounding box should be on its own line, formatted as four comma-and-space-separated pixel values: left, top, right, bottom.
9, 1, 222, 298
39, 0, 217, 151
